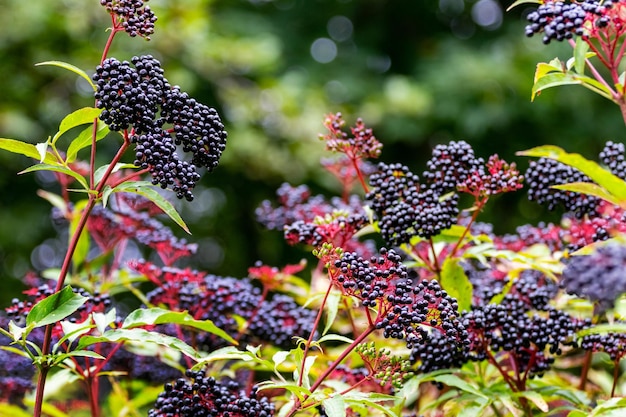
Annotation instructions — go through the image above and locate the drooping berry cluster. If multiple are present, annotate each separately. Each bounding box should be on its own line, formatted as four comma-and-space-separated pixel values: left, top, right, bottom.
525, 157, 599, 218
561, 242, 626, 311
580, 326, 626, 361
148, 370, 274, 417
100, 0, 157, 39
524, 0, 613, 44
93, 55, 227, 200
367, 162, 459, 245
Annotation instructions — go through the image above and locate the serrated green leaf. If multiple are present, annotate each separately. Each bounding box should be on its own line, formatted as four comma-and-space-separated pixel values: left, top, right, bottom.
20, 164, 89, 190
0, 138, 59, 164
517, 145, 626, 202
323, 289, 341, 335
322, 395, 346, 417
53, 107, 102, 144
26, 286, 88, 328
122, 307, 236, 345
77, 328, 199, 360
66, 121, 110, 163
112, 181, 190, 234
35, 61, 96, 91
440, 258, 472, 312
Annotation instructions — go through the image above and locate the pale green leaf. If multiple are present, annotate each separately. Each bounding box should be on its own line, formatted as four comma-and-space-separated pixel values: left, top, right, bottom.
19, 164, 89, 190
0, 138, 58, 164
323, 289, 341, 335
551, 182, 621, 206
35, 61, 96, 91
440, 257, 472, 312
574, 38, 589, 74
432, 374, 488, 399
322, 395, 346, 417
53, 107, 102, 143
66, 121, 110, 163
506, 0, 540, 11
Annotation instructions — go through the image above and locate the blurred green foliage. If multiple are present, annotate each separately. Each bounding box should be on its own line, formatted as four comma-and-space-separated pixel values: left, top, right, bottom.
0, 0, 624, 304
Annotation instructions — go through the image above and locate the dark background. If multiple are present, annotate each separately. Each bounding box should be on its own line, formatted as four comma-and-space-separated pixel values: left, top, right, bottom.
0, 0, 623, 305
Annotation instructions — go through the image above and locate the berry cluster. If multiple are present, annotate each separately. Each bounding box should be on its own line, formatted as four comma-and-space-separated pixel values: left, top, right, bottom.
525, 157, 599, 218
457, 155, 524, 198
100, 0, 157, 39
367, 162, 459, 245
460, 270, 587, 378
580, 327, 626, 362
421, 140, 484, 195
600, 140, 626, 180
330, 248, 470, 371
148, 370, 274, 417
561, 242, 626, 311
355, 342, 414, 389
93, 55, 227, 200
524, 0, 613, 44
103, 342, 183, 384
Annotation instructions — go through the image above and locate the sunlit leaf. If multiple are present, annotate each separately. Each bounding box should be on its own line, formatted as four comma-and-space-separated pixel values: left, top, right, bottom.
0, 138, 58, 164
35, 61, 96, 91
26, 286, 88, 328
440, 258, 472, 312
19, 164, 89, 190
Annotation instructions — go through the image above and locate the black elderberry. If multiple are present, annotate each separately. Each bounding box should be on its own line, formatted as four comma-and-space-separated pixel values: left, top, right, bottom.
600, 140, 626, 180
100, 0, 157, 39
525, 157, 599, 218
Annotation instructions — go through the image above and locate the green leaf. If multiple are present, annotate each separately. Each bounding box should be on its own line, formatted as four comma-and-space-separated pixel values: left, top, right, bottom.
53, 107, 102, 144
77, 328, 199, 360
440, 258, 473, 312
577, 323, 626, 337
323, 289, 341, 335
0, 403, 36, 417
574, 37, 589, 74
19, 164, 89, 190
458, 399, 491, 417
256, 381, 311, 402
517, 145, 626, 202
69, 200, 90, 268
551, 182, 621, 206
26, 286, 88, 328
316, 333, 354, 345
516, 390, 549, 412
0, 138, 58, 164
122, 307, 236, 345
431, 374, 488, 399
532, 72, 581, 101
111, 181, 190, 234
54, 350, 106, 365
322, 395, 346, 417
35, 61, 96, 91
93, 308, 118, 334
66, 121, 110, 163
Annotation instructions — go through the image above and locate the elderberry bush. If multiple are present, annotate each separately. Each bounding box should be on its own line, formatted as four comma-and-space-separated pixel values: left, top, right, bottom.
148, 370, 274, 417
93, 55, 227, 201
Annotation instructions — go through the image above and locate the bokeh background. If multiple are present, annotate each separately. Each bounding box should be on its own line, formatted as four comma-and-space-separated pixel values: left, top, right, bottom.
0, 0, 624, 305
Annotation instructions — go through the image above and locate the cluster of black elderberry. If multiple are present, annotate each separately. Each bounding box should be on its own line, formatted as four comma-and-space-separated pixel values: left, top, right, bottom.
148, 369, 274, 417
524, 0, 612, 44
145, 268, 316, 350
93, 55, 227, 201
525, 157, 599, 218
366, 162, 459, 246
0, 316, 35, 404
561, 242, 626, 311
460, 270, 588, 377
600, 140, 626, 180
580, 325, 626, 362
332, 248, 470, 372
100, 0, 157, 39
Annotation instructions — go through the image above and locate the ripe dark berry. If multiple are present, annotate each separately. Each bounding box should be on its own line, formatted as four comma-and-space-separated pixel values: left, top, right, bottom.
525, 157, 599, 218
421, 140, 483, 195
